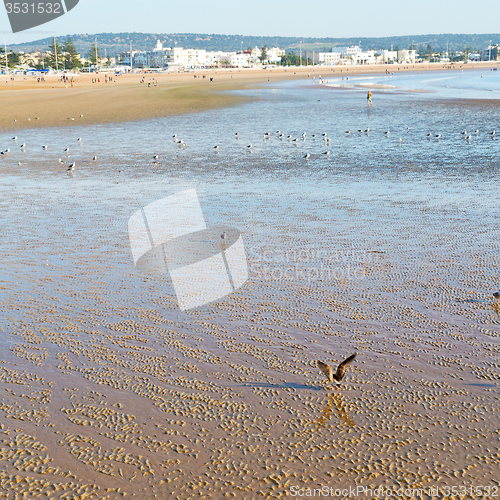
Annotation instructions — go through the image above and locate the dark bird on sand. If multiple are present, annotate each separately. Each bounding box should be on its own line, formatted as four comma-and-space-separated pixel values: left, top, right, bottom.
318, 353, 357, 386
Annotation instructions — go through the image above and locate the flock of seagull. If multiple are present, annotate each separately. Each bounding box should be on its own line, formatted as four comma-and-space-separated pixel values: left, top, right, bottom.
1, 135, 97, 172
2, 126, 497, 170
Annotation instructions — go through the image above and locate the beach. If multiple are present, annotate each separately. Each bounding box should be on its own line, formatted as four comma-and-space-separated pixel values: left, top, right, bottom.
1, 62, 500, 131
0, 68, 499, 499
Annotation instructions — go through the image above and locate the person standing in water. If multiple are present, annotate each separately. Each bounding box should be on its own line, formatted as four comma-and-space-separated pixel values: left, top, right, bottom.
367, 90, 373, 106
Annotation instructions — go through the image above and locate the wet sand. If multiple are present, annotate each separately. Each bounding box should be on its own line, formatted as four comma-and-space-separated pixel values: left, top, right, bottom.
1, 62, 499, 131
0, 68, 499, 499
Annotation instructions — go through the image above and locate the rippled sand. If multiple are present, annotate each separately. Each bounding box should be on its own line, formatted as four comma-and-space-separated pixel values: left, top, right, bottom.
0, 74, 499, 499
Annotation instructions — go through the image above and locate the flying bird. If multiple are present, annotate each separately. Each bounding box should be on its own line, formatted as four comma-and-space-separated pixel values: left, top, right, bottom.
318, 353, 357, 386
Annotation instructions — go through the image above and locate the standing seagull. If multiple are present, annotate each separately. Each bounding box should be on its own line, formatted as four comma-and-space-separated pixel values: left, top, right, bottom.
317, 353, 357, 387
67, 162, 75, 172
490, 130, 496, 137
221, 231, 227, 240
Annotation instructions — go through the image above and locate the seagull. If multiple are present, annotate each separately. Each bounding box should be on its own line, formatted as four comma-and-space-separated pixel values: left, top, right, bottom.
18, 162, 22, 166
323, 151, 330, 156
493, 292, 500, 302
214, 145, 219, 150
67, 162, 75, 171
276, 130, 281, 134
399, 137, 403, 143
42, 145, 48, 150
247, 144, 252, 149
489, 130, 496, 137
235, 132, 239, 136
173, 134, 177, 138
153, 155, 159, 160
302, 132, 306, 138
77, 138, 82, 142
324, 137, 330, 142
345, 130, 351, 134
292, 138, 298, 142
384, 131, 390, 136
92, 156, 97, 161
365, 127, 370, 133
466, 134, 471, 141
58, 158, 63, 163
221, 231, 227, 240
426, 133, 432, 137
322, 133, 327, 137
80, 114, 84, 117
312, 134, 316, 138
461, 130, 467, 136
317, 353, 357, 387
358, 129, 363, 133
474, 129, 479, 134
20, 143, 26, 148
64, 147, 70, 153
304, 153, 310, 159
12, 136, 17, 140
435, 134, 442, 139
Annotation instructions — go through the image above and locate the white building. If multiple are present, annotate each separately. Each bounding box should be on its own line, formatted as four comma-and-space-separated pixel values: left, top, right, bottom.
266, 47, 285, 64
117, 42, 284, 69
230, 52, 251, 68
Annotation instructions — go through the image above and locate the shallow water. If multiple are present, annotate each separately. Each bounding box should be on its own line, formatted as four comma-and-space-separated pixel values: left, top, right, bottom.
0, 69, 499, 499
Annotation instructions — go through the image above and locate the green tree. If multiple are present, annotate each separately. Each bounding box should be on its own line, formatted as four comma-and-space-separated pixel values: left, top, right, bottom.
259, 46, 268, 63
63, 37, 81, 70
87, 43, 100, 66
280, 52, 299, 66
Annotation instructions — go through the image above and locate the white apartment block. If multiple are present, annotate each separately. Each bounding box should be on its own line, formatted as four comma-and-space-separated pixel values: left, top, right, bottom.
318, 46, 415, 66
116, 41, 285, 69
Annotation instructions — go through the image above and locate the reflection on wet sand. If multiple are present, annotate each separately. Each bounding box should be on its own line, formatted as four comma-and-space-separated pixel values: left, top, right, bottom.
316, 393, 355, 429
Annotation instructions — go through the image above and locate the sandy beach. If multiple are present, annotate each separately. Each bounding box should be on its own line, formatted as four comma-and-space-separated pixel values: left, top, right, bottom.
0, 63, 499, 500
1, 62, 499, 131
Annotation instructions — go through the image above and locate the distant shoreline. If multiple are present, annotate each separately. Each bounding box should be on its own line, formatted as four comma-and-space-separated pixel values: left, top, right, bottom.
1, 62, 499, 131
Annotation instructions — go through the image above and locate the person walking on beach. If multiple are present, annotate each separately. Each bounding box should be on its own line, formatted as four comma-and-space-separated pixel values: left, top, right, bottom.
367, 90, 373, 106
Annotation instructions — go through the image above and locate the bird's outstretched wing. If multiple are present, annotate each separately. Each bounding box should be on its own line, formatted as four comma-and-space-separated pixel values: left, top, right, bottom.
317, 360, 334, 383
335, 353, 357, 382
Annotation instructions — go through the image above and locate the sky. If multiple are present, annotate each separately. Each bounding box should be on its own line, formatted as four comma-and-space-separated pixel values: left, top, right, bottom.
1, 0, 500, 45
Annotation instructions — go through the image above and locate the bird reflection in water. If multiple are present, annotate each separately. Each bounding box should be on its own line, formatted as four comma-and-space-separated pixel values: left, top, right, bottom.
316, 393, 355, 429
